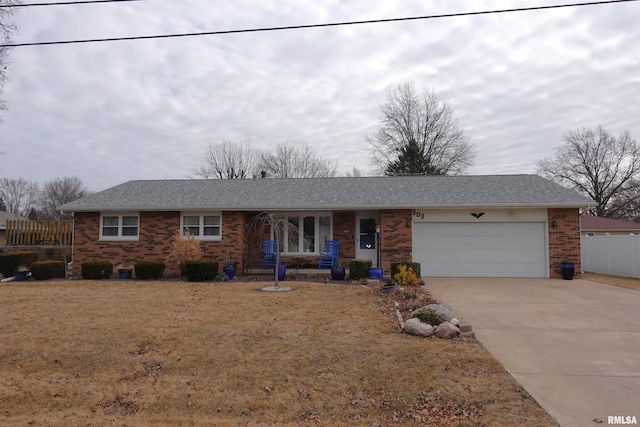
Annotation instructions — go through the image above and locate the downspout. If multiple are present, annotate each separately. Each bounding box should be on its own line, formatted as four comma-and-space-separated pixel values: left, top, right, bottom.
60, 211, 74, 278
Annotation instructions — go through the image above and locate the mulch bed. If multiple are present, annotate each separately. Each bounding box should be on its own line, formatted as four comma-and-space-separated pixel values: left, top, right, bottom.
375, 284, 440, 325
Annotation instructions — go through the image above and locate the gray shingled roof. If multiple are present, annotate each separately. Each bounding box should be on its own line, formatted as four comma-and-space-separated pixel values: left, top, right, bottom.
58, 175, 595, 212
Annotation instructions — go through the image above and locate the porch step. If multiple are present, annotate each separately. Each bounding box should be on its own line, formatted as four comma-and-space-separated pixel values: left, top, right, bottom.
246, 268, 342, 276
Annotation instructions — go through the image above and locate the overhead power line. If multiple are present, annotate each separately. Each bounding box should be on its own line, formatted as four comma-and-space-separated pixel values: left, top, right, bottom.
0, 0, 142, 7
2, 0, 638, 47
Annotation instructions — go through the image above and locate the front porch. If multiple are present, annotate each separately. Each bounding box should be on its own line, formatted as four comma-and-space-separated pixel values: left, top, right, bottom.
243, 267, 349, 277
240, 209, 413, 276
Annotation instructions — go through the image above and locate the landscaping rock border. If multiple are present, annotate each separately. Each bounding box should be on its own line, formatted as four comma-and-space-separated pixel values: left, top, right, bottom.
385, 286, 475, 340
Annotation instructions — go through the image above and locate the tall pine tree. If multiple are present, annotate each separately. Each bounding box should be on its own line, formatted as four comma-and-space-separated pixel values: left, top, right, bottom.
385, 139, 444, 176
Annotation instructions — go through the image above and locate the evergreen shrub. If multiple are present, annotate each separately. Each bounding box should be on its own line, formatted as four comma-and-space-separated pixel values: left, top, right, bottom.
185, 260, 218, 282
349, 259, 372, 280
30, 260, 66, 280
81, 261, 113, 280
134, 260, 166, 280
0, 251, 38, 278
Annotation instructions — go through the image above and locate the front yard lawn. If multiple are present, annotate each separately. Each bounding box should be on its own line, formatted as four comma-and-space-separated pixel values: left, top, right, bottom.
0, 280, 557, 426
584, 272, 640, 291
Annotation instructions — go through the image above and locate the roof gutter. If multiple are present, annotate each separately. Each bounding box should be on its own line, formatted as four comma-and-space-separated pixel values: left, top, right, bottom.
60, 201, 596, 213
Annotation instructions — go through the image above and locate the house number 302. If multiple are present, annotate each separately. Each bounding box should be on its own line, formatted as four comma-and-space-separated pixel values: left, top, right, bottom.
412, 210, 425, 219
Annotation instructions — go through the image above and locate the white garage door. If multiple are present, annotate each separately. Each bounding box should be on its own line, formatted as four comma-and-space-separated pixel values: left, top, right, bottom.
413, 222, 547, 278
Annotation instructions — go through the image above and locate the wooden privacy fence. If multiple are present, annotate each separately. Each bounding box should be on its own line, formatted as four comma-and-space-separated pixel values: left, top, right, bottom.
5, 220, 73, 246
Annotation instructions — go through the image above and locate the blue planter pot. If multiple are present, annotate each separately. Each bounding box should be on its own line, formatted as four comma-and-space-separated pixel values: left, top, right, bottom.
560, 262, 575, 280
368, 267, 383, 280
277, 265, 286, 281
223, 265, 235, 280
14, 271, 28, 281
382, 283, 397, 294
118, 269, 132, 280
331, 266, 346, 281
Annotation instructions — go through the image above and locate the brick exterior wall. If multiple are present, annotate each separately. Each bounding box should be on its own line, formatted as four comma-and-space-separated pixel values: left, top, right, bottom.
72, 208, 580, 279
548, 208, 582, 279
71, 211, 246, 277
380, 209, 413, 274
333, 211, 356, 265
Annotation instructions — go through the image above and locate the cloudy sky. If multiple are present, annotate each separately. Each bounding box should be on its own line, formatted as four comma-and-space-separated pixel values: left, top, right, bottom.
1, 0, 639, 191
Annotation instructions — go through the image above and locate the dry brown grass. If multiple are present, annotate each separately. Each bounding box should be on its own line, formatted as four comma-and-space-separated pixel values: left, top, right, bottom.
0, 280, 557, 426
583, 272, 640, 291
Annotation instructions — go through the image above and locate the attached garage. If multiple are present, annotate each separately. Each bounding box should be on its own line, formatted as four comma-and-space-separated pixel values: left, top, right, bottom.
412, 209, 548, 278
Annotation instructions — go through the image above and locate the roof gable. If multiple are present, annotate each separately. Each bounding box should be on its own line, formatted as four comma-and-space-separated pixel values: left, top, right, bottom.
59, 175, 595, 212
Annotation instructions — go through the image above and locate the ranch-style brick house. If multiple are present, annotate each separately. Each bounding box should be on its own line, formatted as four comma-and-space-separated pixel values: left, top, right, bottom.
59, 175, 595, 279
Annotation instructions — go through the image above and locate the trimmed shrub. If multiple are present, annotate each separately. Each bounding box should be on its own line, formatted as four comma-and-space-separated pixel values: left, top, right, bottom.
349, 259, 372, 280
81, 261, 113, 280
30, 260, 66, 280
0, 251, 38, 278
411, 308, 444, 326
134, 260, 166, 280
391, 261, 421, 278
185, 260, 218, 282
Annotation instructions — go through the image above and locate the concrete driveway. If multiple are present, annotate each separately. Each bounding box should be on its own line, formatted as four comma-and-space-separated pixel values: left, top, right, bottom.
426, 278, 640, 427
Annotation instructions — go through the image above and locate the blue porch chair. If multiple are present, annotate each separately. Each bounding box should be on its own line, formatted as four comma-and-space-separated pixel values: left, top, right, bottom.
263, 240, 277, 267
318, 240, 340, 268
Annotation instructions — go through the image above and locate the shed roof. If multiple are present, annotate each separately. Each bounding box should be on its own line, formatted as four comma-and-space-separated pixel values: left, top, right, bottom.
0, 211, 29, 229
59, 175, 595, 212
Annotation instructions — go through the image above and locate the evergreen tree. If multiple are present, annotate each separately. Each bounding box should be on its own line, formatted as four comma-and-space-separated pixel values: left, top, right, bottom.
28, 207, 37, 220
367, 82, 474, 176
385, 138, 444, 176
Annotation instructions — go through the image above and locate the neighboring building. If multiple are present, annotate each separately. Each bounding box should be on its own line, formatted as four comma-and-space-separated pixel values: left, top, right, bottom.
59, 175, 595, 279
580, 215, 640, 236
0, 211, 29, 246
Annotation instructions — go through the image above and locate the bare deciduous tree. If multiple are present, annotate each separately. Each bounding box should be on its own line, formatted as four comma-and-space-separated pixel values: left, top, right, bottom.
367, 82, 474, 176
607, 179, 640, 222
40, 176, 91, 220
259, 141, 338, 178
344, 166, 364, 177
537, 126, 640, 218
0, 177, 39, 217
191, 139, 258, 179
246, 211, 298, 288
1, 1, 21, 118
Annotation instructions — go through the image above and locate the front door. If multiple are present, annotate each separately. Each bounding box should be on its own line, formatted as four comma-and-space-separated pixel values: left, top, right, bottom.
355, 216, 379, 267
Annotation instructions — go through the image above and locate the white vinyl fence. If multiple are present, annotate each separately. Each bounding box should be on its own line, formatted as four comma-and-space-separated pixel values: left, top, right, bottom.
581, 235, 640, 278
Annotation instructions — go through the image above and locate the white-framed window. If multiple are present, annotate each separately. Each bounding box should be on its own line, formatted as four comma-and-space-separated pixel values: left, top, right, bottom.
586, 232, 596, 237
181, 213, 222, 240
100, 213, 140, 240
279, 212, 332, 254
